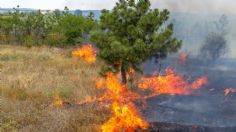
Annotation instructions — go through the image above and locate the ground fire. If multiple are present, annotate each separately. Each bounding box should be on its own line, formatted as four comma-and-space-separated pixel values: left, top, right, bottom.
96, 68, 208, 132
224, 88, 236, 96
96, 72, 149, 132
72, 44, 211, 132
2, 1, 236, 132
51, 94, 64, 108
72, 44, 96, 63
138, 68, 208, 96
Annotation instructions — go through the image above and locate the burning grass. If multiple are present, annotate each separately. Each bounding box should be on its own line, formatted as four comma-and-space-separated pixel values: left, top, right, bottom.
72, 44, 96, 63
224, 88, 236, 96
95, 72, 149, 132
0, 45, 107, 132
60, 44, 208, 131
2, 45, 232, 132
138, 68, 208, 96
94, 67, 207, 131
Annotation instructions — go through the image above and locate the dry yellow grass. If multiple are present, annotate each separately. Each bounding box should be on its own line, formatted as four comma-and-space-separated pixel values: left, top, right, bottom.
0, 45, 109, 132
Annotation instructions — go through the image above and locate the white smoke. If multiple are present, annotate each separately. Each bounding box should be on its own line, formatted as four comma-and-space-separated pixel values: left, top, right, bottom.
63, 0, 116, 10
64, 0, 236, 15
151, 0, 236, 15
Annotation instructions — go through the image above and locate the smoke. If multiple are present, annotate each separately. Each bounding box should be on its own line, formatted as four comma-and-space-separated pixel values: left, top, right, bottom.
63, 0, 236, 15
143, 12, 236, 125
143, 53, 236, 127
61, 1, 236, 126
63, 0, 236, 58
63, 0, 116, 10
151, 0, 236, 15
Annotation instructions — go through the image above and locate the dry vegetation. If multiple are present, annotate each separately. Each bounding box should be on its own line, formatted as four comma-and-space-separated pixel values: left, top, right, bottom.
0, 45, 109, 132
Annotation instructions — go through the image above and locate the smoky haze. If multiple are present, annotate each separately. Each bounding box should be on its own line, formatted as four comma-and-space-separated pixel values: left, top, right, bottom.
63, 0, 236, 15
63, 0, 236, 128
143, 52, 236, 127
63, 0, 236, 58
151, 0, 236, 15
142, 2, 236, 124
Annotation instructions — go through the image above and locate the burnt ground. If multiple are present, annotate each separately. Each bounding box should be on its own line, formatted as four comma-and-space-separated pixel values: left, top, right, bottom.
146, 122, 236, 132
143, 94, 236, 127
141, 57, 236, 131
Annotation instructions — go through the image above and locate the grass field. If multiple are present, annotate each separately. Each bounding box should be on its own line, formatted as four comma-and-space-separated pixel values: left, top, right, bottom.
0, 45, 108, 132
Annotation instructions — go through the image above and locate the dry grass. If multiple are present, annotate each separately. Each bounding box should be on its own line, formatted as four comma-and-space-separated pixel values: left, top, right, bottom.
0, 45, 109, 132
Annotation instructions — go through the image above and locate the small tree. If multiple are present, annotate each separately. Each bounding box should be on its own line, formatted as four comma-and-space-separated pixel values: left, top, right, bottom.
200, 33, 228, 62
90, 0, 182, 84
214, 14, 228, 35
12, 5, 23, 44
200, 15, 229, 62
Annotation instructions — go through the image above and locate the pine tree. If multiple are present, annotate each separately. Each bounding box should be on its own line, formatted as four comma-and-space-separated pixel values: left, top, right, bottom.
90, 0, 182, 84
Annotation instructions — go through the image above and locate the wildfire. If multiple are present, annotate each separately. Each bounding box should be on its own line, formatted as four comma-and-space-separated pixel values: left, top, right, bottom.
72, 45, 148, 131
117, 68, 136, 80
224, 88, 236, 96
72, 45, 209, 131
51, 94, 64, 108
102, 102, 148, 132
95, 68, 209, 132
96, 72, 148, 132
179, 52, 188, 64
138, 68, 208, 96
72, 44, 96, 63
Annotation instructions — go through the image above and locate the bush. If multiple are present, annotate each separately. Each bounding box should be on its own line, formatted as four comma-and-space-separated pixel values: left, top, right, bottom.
24, 35, 36, 47
46, 33, 66, 47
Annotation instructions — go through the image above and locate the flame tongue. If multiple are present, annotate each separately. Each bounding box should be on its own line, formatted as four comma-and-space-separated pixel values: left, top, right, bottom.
71, 47, 209, 131
71, 46, 148, 131
138, 68, 208, 96
51, 94, 64, 107
97, 68, 208, 132
224, 88, 236, 96
102, 102, 148, 132
97, 72, 148, 132
72, 44, 96, 63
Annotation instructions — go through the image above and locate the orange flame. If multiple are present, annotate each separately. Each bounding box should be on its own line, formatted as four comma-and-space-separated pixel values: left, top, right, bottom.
72, 44, 96, 63
179, 52, 188, 64
51, 94, 64, 107
191, 76, 208, 89
96, 72, 148, 132
102, 102, 148, 132
95, 68, 208, 131
224, 88, 236, 96
138, 68, 208, 96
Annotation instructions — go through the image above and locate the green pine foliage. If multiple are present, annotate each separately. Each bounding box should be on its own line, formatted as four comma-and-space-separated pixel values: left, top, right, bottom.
90, 0, 182, 83
0, 2, 182, 84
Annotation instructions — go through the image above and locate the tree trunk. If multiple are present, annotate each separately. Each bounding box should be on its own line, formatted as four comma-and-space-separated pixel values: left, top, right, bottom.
121, 66, 127, 84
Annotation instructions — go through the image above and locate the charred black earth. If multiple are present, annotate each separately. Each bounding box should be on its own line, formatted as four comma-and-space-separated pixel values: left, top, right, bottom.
146, 122, 236, 132
141, 57, 236, 131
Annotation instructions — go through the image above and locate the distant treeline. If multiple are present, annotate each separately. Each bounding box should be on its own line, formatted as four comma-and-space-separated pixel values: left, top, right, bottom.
0, 6, 97, 47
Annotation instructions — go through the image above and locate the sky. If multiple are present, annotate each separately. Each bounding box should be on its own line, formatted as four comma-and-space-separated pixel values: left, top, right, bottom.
0, 0, 236, 14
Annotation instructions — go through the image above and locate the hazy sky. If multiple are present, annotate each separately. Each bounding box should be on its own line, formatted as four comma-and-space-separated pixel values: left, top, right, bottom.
0, 0, 236, 14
